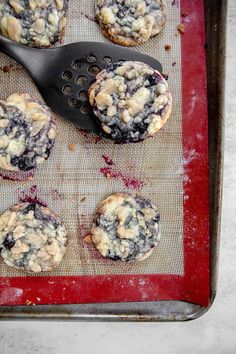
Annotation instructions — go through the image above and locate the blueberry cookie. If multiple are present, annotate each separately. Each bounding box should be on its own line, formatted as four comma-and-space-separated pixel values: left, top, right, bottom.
0, 93, 56, 172
90, 193, 160, 261
0, 0, 68, 47
89, 61, 172, 143
95, 0, 166, 46
0, 202, 68, 273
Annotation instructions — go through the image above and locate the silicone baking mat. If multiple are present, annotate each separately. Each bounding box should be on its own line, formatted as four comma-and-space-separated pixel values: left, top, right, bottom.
0, 0, 210, 306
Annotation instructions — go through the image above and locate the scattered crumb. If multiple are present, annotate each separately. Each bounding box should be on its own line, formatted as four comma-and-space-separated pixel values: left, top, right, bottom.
68, 143, 77, 151
172, 62, 177, 67
83, 235, 92, 243
25, 300, 35, 306
181, 11, 188, 17
56, 163, 63, 172
0, 64, 22, 73
164, 44, 172, 51
177, 23, 185, 34
0, 65, 11, 73
80, 197, 86, 202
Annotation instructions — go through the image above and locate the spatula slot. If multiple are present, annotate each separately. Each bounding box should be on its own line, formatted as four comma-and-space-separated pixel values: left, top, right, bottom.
72, 60, 84, 70
68, 97, 79, 108
80, 104, 90, 114
76, 75, 88, 86
87, 55, 97, 63
62, 71, 73, 80
78, 90, 88, 101
88, 65, 100, 76
62, 85, 73, 95
102, 56, 112, 64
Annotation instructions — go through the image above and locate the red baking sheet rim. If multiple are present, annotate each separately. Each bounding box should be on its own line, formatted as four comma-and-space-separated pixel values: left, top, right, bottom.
0, 0, 210, 307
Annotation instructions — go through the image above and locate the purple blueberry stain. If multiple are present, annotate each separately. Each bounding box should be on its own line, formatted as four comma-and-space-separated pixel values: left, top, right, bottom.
3, 233, 15, 250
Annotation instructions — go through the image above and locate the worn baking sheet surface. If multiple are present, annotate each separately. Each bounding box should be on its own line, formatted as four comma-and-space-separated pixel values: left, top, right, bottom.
0, 0, 210, 306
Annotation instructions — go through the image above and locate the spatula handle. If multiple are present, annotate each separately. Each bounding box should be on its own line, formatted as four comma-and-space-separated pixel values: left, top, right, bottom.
0, 35, 44, 74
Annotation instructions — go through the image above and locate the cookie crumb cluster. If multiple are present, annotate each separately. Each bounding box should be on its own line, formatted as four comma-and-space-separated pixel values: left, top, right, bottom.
177, 23, 185, 34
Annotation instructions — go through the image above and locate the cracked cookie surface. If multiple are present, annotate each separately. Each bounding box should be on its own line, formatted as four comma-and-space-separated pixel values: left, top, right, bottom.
0, 202, 68, 273
91, 193, 160, 261
0, 93, 56, 172
0, 0, 68, 47
95, 0, 166, 46
89, 61, 172, 143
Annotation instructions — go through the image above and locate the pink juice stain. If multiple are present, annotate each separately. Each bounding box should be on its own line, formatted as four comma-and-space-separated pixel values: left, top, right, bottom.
78, 129, 102, 144
100, 155, 145, 191
0, 170, 34, 182
18, 185, 62, 206
18, 185, 47, 206
102, 155, 114, 166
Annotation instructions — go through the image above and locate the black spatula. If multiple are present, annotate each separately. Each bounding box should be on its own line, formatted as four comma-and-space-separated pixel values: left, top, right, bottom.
0, 35, 162, 135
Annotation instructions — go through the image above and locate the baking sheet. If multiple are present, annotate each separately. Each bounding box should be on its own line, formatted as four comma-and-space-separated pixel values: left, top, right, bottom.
0, 0, 210, 307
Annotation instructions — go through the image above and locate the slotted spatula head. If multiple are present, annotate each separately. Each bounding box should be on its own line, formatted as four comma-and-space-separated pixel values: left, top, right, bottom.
0, 36, 162, 135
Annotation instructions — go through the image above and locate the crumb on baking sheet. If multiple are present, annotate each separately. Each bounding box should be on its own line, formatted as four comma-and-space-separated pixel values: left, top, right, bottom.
56, 163, 63, 172
172, 62, 177, 67
68, 143, 77, 151
26, 300, 35, 306
0, 64, 21, 73
164, 44, 172, 51
80, 197, 86, 203
83, 235, 92, 243
177, 24, 185, 34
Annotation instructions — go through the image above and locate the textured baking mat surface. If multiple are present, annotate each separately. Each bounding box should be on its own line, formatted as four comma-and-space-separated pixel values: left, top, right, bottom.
0, 0, 184, 277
